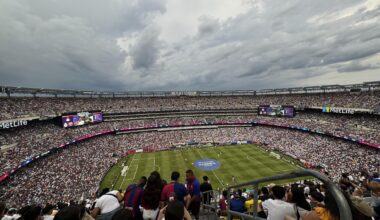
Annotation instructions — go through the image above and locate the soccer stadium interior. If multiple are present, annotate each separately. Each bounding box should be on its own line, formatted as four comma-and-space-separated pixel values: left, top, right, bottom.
0, 81, 379, 220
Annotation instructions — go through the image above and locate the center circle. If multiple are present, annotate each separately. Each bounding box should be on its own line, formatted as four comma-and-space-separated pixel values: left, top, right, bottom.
194, 159, 220, 171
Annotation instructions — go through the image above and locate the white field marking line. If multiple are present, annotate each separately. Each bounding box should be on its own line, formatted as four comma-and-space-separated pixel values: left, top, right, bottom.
195, 148, 224, 187
126, 153, 141, 181
119, 154, 135, 189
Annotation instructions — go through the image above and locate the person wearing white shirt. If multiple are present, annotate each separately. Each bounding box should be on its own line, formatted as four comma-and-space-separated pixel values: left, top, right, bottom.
261, 186, 296, 220
91, 190, 123, 220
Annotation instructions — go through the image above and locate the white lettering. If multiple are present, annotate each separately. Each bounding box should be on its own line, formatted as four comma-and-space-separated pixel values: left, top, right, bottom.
0, 120, 28, 129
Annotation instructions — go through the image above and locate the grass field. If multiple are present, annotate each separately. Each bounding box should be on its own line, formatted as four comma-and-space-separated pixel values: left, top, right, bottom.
100, 144, 303, 191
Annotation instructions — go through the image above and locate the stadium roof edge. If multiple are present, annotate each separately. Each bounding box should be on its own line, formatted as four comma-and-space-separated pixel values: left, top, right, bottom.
0, 81, 379, 97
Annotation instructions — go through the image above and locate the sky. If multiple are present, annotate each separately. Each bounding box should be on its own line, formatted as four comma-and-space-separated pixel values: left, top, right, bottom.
0, 0, 379, 91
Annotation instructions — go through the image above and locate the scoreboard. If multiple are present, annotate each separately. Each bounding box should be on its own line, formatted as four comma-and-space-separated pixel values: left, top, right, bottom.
258, 105, 295, 117
61, 112, 103, 128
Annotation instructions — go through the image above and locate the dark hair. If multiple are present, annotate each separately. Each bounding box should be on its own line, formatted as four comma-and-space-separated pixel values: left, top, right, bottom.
165, 201, 184, 220
310, 190, 324, 202
53, 206, 85, 220
271, 186, 286, 200
203, 176, 209, 181
290, 187, 311, 211
261, 187, 269, 195
185, 169, 194, 175
150, 171, 164, 190
111, 209, 134, 220
0, 202, 5, 215
222, 190, 228, 197
42, 204, 55, 215
324, 190, 339, 218
19, 205, 42, 220
139, 176, 147, 186
171, 171, 180, 181
99, 188, 110, 197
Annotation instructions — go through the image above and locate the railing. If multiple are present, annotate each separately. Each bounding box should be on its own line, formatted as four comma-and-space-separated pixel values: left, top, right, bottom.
226, 169, 352, 220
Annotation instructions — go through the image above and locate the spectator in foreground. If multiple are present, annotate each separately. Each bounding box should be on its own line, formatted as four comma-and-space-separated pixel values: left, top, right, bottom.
123, 176, 147, 220
91, 189, 123, 220
53, 205, 92, 220
42, 204, 56, 220
0, 202, 6, 219
301, 190, 339, 220
157, 201, 191, 220
110, 209, 134, 220
160, 172, 190, 207
141, 175, 161, 220
18, 205, 43, 220
261, 185, 296, 220
286, 186, 312, 218
230, 190, 246, 213
200, 176, 213, 205
218, 190, 228, 216
185, 169, 201, 220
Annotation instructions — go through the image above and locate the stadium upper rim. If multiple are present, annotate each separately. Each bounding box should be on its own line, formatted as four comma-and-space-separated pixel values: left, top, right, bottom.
0, 81, 379, 98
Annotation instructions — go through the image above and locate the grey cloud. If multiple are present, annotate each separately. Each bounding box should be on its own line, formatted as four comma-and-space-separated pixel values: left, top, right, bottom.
130, 26, 162, 70
198, 16, 220, 36
1, 0, 380, 91
337, 61, 380, 73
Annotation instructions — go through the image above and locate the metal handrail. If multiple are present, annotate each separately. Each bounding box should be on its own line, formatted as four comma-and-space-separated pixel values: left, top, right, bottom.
224, 169, 352, 220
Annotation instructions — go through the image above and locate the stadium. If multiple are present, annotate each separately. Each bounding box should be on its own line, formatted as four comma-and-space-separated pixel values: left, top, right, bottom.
0, 81, 380, 220
2, 1, 380, 220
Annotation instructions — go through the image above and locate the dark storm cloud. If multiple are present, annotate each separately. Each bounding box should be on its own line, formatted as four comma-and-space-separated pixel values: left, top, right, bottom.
0, 0, 379, 91
0, 0, 166, 90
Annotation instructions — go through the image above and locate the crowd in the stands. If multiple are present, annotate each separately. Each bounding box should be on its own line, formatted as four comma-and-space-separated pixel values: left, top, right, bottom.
1, 126, 379, 212
1, 168, 380, 220
1, 90, 379, 120
1, 112, 379, 176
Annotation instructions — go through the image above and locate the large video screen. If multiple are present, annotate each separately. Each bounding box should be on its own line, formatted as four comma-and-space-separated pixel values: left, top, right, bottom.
258, 105, 295, 117
62, 112, 103, 128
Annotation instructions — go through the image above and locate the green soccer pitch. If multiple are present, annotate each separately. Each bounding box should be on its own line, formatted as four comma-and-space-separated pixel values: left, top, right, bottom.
100, 144, 304, 191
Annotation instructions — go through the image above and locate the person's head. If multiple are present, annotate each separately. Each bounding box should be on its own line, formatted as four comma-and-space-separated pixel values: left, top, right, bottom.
146, 174, 160, 190
203, 176, 209, 182
171, 171, 180, 181
310, 191, 324, 203
138, 176, 147, 187
271, 186, 286, 200
19, 205, 43, 220
261, 187, 269, 195
287, 187, 311, 211
222, 190, 228, 198
165, 201, 184, 220
42, 204, 55, 216
111, 209, 134, 220
99, 188, 110, 197
0, 202, 5, 218
53, 206, 85, 220
150, 171, 162, 180
185, 169, 194, 181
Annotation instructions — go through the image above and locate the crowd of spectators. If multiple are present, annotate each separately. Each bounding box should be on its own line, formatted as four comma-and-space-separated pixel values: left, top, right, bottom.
1, 112, 379, 176
1, 126, 379, 210
1, 90, 379, 120
1, 168, 380, 220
